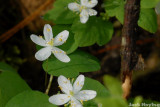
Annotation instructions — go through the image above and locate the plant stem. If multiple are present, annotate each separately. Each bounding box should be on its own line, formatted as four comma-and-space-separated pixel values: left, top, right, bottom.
45, 75, 53, 95
121, 0, 140, 99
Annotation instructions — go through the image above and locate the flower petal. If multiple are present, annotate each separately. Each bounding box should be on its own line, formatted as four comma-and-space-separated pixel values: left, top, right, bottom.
70, 97, 83, 107
81, 0, 88, 6
68, 3, 80, 12
49, 94, 70, 106
73, 75, 84, 94
53, 30, 69, 46
52, 47, 70, 62
30, 34, 47, 46
155, 2, 160, 14
35, 47, 51, 61
43, 24, 53, 42
75, 90, 97, 101
80, 9, 89, 23
88, 9, 97, 16
85, 0, 98, 8
58, 75, 73, 94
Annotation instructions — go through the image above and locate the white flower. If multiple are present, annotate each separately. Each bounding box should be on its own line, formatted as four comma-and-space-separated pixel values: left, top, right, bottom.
68, 0, 98, 23
30, 24, 70, 62
155, 1, 160, 14
49, 75, 97, 107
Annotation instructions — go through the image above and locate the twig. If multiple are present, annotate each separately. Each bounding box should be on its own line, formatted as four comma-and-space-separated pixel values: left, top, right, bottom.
45, 75, 53, 95
93, 38, 155, 55
121, 0, 140, 99
0, 0, 54, 43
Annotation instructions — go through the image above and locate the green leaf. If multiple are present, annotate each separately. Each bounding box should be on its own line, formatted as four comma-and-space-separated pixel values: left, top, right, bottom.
44, 0, 77, 24
0, 72, 31, 107
141, 0, 160, 8
133, 96, 143, 107
5, 90, 56, 107
0, 62, 16, 72
83, 77, 110, 98
71, 17, 113, 47
103, 75, 122, 96
104, 0, 125, 24
116, 4, 124, 24
52, 25, 78, 54
107, 2, 158, 33
83, 100, 98, 107
95, 96, 128, 107
105, 0, 124, 16
138, 8, 158, 33
42, 50, 100, 78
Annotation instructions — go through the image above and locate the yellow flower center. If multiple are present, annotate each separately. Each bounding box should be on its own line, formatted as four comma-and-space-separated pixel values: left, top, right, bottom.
69, 91, 74, 96
79, 6, 87, 12
47, 38, 54, 46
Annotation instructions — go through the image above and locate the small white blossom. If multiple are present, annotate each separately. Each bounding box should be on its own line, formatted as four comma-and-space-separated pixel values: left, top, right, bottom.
68, 0, 98, 23
30, 24, 70, 62
155, 1, 160, 14
49, 75, 97, 107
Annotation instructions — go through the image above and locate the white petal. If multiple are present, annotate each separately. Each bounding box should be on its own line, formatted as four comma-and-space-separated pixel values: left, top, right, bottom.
70, 97, 83, 107
35, 47, 51, 61
30, 34, 47, 46
49, 94, 70, 106
155, 2, 160, 14
80, 9, 89, 23
85, 0, 98, 8
81, 0, 88, 6
53, 30, 69, 46
68, 3, 80, 12
43, 24, 53, 42
73, 75, 84, 94
52, 47, 70, 63
75, 90, 97, 101
88, 9, 97, 16
58, 75, 73, 94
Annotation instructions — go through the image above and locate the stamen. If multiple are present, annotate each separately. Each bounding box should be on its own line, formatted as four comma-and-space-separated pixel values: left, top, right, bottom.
47, 28, 51, 32
58, 86, 63, 90
59, 38, 63, 41
39, 35, 43, 38
77, 81, 79, 86
80, 100, 83, 105
55, 51, 58, 53
72, 78, 74, 82
47, 39, 54, 46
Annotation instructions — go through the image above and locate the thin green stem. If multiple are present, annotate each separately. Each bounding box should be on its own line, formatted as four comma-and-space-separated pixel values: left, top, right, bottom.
45, 75, 53, 95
